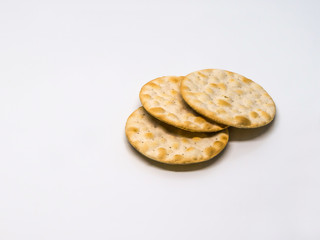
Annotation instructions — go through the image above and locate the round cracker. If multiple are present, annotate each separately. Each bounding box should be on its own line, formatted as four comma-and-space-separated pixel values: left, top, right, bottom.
180, 69, 276, 128
140, 76, 226, 132
125, 107, 229, 165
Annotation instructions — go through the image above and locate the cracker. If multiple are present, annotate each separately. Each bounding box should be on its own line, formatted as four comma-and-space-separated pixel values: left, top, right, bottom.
180, 69, 276, 128
125, 107, 229, 164
140, 76, 226, 132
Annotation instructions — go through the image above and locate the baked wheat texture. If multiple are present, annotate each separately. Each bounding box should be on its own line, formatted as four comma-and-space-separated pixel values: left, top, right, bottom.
126, 107, 229, 164
140, 76, 226, 132
181, 69, 276, 128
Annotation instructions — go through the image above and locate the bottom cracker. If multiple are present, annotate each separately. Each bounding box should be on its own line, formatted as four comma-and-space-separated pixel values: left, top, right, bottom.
125, 107, 229, 164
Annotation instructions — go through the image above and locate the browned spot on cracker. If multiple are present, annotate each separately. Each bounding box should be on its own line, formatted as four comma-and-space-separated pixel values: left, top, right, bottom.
192, 137, 201, 142
182, 86, 191, 91
170, 89, 178, 95
165, 99, 175, 105
213, 141, 224, 149
217, 109, 227, 114
193, 92, 205, 97
144, 132, 154, 139
203, 123, 213, 129
157, 148, 167, 159
235, 90, 243, 95
155, 96, 164, 101
217, 99, 231, 107
205, 87, 214, 94
172, 142, 180, 149
205, 146, 215, 156
186, 147, 195, 152
127, 127, 139, 133
192, 155, 200, 161
220, 135, 228, 141
152, 101, 160, 106
173, 154, 183, 161
155, 78, 164, 84
183, 121, 193, 126
169, 77, 179, 83
250, 111, 259, 118
242, 77, 252, 84
168, 113, 178, 120
218, 83, 227, 90
148, 82, 161, 89
149, 107, 165, 114
235, 116, 251, 126
210, 83, 218, 88
260, 111, 271, 120
141, 94, 151, 100
198, 72, 207, 78
194, 117, 206, 124
182, 138, 189, 144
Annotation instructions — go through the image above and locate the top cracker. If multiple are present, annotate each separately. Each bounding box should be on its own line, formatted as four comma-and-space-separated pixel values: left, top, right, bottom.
180, 69, 276, 128
140, 76, 226, 132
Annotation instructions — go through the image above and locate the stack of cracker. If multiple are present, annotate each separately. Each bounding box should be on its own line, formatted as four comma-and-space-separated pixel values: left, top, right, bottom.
126, 69, 276, 165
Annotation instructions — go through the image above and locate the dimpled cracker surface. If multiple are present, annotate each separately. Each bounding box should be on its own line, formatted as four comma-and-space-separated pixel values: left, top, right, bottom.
140, 76, 226, 132
181, 69, 276, 128
126, 107, 229, 164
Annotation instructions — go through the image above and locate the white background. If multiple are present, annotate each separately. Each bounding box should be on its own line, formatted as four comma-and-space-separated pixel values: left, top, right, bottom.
0, 0, 319, 239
